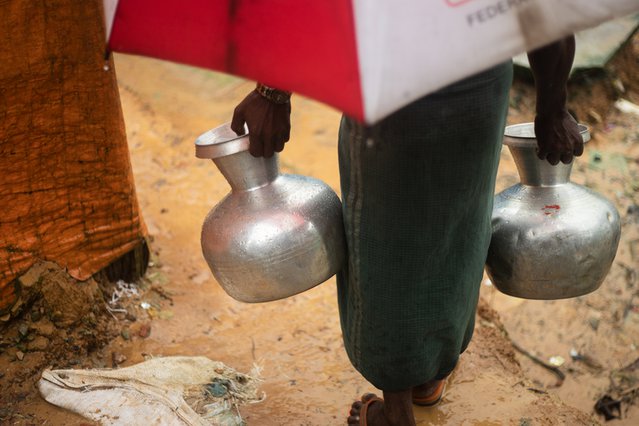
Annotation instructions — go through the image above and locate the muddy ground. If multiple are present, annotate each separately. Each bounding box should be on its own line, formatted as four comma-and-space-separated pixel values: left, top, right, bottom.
0, 33, 637, 425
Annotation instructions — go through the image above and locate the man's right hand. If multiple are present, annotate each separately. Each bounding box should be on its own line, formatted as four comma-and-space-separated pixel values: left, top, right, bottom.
231, 89, 291, 158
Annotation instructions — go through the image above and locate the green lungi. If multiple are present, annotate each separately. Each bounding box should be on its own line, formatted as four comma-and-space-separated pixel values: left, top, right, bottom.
337, 63, 513, 391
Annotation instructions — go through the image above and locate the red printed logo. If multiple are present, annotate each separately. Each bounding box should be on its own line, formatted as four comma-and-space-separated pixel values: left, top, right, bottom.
542, 205, 561, 216
446, 0, 478, 7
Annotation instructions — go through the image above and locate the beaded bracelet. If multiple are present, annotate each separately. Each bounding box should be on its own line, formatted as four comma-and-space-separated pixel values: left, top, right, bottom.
255, 83, 292, 104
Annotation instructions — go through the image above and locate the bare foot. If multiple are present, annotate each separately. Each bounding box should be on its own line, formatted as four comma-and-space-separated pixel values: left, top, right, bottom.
347, 393, 389, 425
347, 391, 415, 425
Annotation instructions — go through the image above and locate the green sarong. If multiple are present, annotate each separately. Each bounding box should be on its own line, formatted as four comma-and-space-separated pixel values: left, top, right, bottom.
337, 63, 513, 391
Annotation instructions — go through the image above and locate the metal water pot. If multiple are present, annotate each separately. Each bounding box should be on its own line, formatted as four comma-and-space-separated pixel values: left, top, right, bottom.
485, 123, 621, 299
195, 123, 346, 302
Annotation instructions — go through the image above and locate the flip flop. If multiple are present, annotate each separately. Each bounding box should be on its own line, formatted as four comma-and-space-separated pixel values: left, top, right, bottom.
358, 394, 384, 425
412, 379, 446, 407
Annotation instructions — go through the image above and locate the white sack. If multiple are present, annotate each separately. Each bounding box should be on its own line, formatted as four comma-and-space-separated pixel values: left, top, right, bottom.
38, 356, 263, 426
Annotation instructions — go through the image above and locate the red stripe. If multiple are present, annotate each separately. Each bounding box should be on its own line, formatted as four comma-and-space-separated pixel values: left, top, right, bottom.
109, 0, 363, 121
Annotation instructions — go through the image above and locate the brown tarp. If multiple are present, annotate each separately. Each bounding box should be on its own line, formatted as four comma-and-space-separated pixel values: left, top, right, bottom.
0, 0, 146, 313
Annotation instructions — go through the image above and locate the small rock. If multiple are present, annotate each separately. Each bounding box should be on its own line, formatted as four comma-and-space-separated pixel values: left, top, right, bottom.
30, 310, 42, 322
588, 317, 600, 331
125, 313, 137, 322
612, 78, 625, 94
51, 310, 63, 323
18, 262, 49, 287
17, 323, 29, 337
121, 328, 130, 340
190, 270, 211, 285
138, 324, 151, 338
27, 336, 50, 352
15, 351, 24, 361
85, 312, 97, 326
587, 110, 602, 124
31, 321, 55, 336
10, 298, 24, 316
69, 359, 80, 365
112, 352, 127, 365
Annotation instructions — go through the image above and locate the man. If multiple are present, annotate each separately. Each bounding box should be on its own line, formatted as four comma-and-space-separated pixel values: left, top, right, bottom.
231, 37, 582, 425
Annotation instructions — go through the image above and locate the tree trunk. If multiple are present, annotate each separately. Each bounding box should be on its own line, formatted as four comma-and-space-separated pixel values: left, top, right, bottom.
0, 0, 148, 316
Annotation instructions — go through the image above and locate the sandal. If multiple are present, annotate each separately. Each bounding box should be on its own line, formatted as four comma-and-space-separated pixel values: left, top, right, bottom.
356, 394, 384, 425
412, 379, 446, 406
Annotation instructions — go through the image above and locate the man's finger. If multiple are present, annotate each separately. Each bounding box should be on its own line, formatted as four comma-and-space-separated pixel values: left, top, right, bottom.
536, 147, 548, 161
274, 136, 285, 153
263, 136, 275, 158
573, 141, 584, 157
231, 109, 247, 136
547, 151, 560, 165
560, 152, 573, 164
248, 133, 263, 157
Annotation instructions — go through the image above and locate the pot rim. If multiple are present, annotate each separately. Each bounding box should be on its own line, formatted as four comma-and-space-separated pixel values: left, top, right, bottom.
195, 122, 250, 159
504, 122, 590, 147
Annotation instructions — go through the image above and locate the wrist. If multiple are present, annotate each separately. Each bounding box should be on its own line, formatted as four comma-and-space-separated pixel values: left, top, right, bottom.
255, 83, 291, 104
536, 92, 568, 119
535, 105, 569, 120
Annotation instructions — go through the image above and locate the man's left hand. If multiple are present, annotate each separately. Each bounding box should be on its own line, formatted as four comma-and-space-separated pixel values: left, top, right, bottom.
534, 109, 583, 165
231, 90, 291, 158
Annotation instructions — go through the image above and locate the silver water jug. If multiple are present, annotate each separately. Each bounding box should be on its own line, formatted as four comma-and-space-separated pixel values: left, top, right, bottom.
486, 123, 621, 299
196, 123, 346, 302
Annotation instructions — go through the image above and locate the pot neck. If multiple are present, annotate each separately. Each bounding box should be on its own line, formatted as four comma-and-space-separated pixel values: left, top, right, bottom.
509, 145, 572, 186
213, 151, 279, 191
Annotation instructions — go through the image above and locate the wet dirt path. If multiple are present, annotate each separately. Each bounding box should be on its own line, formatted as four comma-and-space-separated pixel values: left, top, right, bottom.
491, 90, 639, 425
92, 53, 636, 424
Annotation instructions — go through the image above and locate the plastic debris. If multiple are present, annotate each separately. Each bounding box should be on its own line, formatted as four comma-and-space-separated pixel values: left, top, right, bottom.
109, 280, 140, 308
514, 14, 639, 72
594, 395, 622, 421
569, 348, 581, 360
549, 356, 566, 367
615, 99, 639, 116
38, 356, 264, 426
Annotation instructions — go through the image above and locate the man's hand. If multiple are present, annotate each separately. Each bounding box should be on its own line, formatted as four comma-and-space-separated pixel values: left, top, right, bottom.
231, 89, 291, 158
528, 36, 583, 165
534, 109, 583, 165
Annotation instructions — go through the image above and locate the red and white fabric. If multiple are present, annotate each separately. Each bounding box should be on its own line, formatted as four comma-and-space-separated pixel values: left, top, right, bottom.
104, 0, 638, 124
